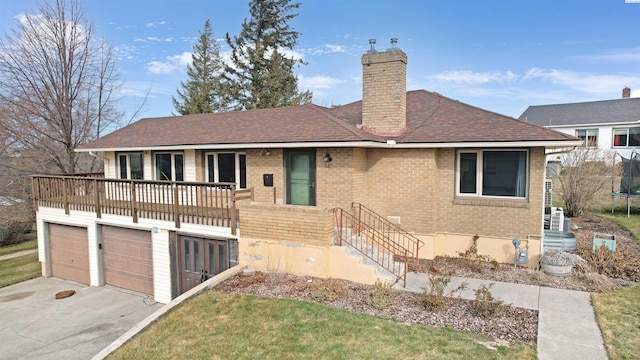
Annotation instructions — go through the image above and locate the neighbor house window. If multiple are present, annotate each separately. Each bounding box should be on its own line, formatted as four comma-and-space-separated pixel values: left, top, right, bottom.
456, 150, 528, 198
155, 152, 184, 181
206, 152, 246, 188
576, 129, 598, 147
613, 127, 640, 148
118, 153, 144, 179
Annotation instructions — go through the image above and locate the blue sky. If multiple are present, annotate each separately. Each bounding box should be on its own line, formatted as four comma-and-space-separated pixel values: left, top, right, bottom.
1, 0, 640, 125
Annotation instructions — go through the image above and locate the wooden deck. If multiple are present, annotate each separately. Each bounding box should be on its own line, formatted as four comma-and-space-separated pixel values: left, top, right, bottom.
32, 175, 253, 234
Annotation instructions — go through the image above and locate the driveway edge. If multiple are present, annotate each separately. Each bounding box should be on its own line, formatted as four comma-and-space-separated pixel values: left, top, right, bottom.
92, 265, 247, 360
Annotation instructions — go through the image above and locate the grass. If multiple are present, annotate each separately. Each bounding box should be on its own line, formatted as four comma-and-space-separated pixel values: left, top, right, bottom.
592, 286, 640, 360
596, 205, 640, 243
0, 237, 38, 256
109, 290, 536, 360
0, 252, 40, 288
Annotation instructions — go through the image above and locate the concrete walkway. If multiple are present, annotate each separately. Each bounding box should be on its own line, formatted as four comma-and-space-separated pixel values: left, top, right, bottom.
399, 272, 608, 360
0, 248, 37, 261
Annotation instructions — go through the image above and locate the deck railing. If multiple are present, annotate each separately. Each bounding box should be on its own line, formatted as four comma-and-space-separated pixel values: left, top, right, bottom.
31, 175, 253, 235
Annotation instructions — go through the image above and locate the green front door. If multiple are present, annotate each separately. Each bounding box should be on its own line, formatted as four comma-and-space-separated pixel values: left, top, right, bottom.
285, 149, 316, 206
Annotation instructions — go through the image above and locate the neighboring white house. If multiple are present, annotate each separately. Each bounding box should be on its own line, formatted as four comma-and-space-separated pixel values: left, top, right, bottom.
519, 87, 640, 165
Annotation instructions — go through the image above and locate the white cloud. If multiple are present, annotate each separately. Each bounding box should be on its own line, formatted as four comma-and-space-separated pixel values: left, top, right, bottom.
522, 68, 640, 94
304, 44, 348, 55
298, 75, 344, 89
428, 70, 518, 84
145, 21, 167, 28
631, 90, 640, 98
134, 37, 173, 43
147, 52, 192, 74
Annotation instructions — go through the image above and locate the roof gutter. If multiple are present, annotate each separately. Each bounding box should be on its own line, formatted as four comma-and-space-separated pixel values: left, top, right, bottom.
75, 140, 584, 153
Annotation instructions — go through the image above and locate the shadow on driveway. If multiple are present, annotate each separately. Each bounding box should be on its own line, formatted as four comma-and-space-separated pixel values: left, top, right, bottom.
0, 277, 162, 359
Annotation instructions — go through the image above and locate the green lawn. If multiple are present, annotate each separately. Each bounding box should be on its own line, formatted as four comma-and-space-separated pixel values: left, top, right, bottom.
593, 286, 640, 360
0, 238, 37, 256
0, 252, 40, 288
109, 290, 536, 360
596, 206, 640, 243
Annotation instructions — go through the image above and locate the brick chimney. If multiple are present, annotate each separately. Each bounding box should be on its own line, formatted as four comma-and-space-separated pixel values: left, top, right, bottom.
361, 38, 407, 135
623, 87, 631, 98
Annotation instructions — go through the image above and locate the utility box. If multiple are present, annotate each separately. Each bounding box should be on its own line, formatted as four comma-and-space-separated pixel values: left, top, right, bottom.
517, 246, 529, 264
593, 233, 616, 251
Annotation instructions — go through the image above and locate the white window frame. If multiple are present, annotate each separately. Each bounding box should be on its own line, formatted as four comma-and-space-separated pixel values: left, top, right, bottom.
154, 152, 184, 181
205, 152, 246, 189
576, 128, 598, 148
613, 127, 640, 148
117, 152, 144, 180
455, 149, 529, 199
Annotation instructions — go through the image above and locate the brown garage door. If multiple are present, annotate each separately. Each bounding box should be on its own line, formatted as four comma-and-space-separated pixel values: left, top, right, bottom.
101, 226, 153, 295
49, 224, 90, 285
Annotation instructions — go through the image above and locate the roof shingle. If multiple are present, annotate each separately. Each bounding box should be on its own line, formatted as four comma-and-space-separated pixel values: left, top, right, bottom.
79, 90, 577, 150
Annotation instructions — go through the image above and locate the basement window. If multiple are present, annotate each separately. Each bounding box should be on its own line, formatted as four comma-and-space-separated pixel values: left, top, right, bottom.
456, 150, 528, 199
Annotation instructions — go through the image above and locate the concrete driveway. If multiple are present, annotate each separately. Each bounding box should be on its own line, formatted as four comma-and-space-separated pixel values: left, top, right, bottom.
0, 277, 162, 360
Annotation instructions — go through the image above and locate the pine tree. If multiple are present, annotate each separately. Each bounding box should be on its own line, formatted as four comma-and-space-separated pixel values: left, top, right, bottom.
173, 20, 226, 115
222, 0, 312, 110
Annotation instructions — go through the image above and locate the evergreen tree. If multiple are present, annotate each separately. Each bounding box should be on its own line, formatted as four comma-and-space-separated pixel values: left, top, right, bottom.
173, 20, 226, 114
222, 0, 312, 110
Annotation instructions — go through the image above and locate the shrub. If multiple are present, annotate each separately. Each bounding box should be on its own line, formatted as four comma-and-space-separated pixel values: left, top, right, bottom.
417, 275, 467, 312
310, 278, 345, 302
0, 221, 33, 247
366, 279, 394, 309
581, 246, 640, 282
472, 284, 503, 318
457, 236, 499, 273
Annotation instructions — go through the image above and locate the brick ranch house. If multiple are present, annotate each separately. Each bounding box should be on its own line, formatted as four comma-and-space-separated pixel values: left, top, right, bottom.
32, 44, 581, 303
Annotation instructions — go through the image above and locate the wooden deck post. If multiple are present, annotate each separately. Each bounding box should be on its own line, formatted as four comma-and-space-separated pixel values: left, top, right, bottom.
94, 178, 101, 218
230, 185, 237, 235
130, 180, 138, 223
173, 183, 181, 228
62, 178, 70, 215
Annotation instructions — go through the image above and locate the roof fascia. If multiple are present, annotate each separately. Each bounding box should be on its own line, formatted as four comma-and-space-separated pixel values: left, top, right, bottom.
543, 120, 640, 129
76, 140, 584, 153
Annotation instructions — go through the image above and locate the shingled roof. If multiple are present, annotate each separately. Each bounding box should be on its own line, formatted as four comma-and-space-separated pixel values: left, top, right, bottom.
78, 90, 578, 151
519, 97, 640, 127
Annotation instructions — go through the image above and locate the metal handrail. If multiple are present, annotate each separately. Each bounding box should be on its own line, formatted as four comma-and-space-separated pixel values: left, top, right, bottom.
335, 207, 413, 287
352, 202, 424, 258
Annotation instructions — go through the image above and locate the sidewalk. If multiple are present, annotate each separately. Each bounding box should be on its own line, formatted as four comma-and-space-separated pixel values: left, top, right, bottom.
0, 248, 37, 261
399, 272, 608, 360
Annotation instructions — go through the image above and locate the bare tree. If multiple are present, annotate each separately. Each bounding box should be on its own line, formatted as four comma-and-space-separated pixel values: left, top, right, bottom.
556, 147, 614, 217
0, 0, 123, 175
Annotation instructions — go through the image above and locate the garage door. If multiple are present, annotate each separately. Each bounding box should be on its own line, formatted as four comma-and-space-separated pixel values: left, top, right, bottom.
49, 224, 90, 285
101, 226, 153, 295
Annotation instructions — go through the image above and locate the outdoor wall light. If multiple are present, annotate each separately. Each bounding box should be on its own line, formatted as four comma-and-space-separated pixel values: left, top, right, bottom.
260, 148, 270, 156
323, 153, 332, 163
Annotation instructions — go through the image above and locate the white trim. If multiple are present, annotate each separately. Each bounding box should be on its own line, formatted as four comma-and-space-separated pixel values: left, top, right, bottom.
77, 140, 583, 153
544, 120, 640, 129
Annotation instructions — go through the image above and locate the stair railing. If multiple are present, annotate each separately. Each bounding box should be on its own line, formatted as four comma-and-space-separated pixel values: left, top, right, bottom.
334, 203, 423, 287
